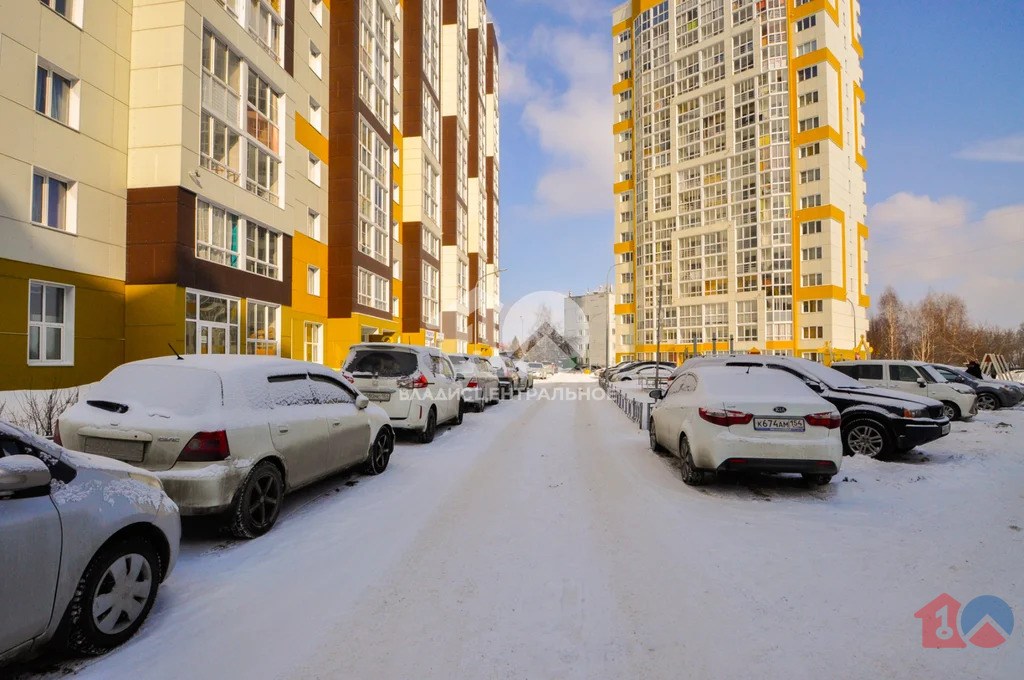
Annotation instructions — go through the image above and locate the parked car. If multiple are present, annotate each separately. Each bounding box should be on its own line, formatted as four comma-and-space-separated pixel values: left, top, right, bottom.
1, 421, 180, 665
832, 360, 978, 422
543, 362, 558, 377
605, 360, 673, 381
515, 361, 536, 389
929, 364, 1023, 411
342, 343, 463, 443
449, 353, 500, 411
527, 362, 546, 379
676, 355, 950, 458
648, 366, 843, 486
487, 355, 519, 398
609, 363, 676, 383
59, 356, 396, 538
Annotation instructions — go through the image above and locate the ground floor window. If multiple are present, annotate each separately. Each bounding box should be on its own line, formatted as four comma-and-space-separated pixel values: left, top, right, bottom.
28, 281, 74, 364
305, 322, 323, 363
185, 290, 240, 355
247, 300, 280, 355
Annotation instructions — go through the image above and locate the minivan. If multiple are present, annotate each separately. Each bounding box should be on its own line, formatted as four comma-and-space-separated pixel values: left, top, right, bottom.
832, 360, 978, 421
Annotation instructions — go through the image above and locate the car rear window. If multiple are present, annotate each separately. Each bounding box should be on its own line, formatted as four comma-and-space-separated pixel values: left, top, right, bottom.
344, 350, 418, 377
90, 364, 222, 416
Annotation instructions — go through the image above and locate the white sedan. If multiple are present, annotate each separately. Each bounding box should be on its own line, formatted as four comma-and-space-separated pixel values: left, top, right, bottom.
648, 365, 843, 486
610, 363, 676, 383
58, 356, 395, 538
0, 422, 180, 666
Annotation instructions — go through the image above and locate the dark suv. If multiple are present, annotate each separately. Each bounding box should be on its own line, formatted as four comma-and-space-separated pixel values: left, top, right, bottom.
929, 364, 1023, 411
671, 355, 951, 458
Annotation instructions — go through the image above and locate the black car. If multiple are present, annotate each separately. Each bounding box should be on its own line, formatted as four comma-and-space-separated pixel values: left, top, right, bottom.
929, 364, 1023, 411
670, 355, 951, 458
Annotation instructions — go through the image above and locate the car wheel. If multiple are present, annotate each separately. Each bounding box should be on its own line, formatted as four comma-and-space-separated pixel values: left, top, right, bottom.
363, 428, 394, 475
976, 393, 998, 411
843, 420, 890, 458
649, 419, 665, 454
474, 400, 486, 413
59, 536, 161, 656
803, 473, 833, 486
418, 408, 438, 443
678, 435, 707, 486
454, 401, 465, 425
229, 461, 284, 539
941, 401, 961, 421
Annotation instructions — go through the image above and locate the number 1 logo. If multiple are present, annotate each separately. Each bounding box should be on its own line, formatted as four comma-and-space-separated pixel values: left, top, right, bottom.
915, 594, 966, 648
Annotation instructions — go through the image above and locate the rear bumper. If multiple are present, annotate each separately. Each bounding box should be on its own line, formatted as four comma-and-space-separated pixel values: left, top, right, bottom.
696, 433, 843, 471
462, 387, 485, 404
717, 458, 839, 475
154, 462, 248, 515
891, 418, 950, 449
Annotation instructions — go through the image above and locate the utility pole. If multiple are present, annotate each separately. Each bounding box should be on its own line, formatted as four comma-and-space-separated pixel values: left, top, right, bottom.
655, 280, 663, 387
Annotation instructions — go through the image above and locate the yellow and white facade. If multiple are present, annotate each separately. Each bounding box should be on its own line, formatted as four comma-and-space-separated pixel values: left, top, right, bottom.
611, 0, 869, 364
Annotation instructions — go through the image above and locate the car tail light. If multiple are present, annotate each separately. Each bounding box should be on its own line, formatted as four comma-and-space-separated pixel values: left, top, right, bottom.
341, 371, 356, 384
805, 412, 842, 429
467, 379, 479, 388
53, 421, 62, 446
699, 408, 753, 427
178, 431, 230, 462
398, 372, 429, 390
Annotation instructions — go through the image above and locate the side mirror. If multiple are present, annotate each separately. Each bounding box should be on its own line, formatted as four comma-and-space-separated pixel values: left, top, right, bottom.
649, 389, 665, 400
0, 455, 52, 498
917, 378, 927, 387
805, 380, 824, 393
456, 373, 467, 381
355, 395, 370, 410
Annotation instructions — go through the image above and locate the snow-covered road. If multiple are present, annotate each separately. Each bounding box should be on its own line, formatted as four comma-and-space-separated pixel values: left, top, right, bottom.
18, 377, 1024, 679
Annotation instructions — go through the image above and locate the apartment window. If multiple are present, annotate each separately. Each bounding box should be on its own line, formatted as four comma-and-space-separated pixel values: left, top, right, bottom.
305, 322, 323, 363
39, 0, 76, 23
308, 154, 322, 186
357, 268, 391, 312
795, 0, 814, 5
308, 209, 321, 240
196, 201, 240, 267
200, 31, 243, 183
802, 300, 824, 314
801, 220, 823, 235
798, 91, 819, 108
310, 0, 323, 25
246, 223, 281, 279
358, 117, 391, 264
621, 314, 635, 325
422, 226, 440, 259
797, 65, 818, 82
800, 168, 822, 183
35, 64, 76, 127
458, 261, 468, 308
247, 71, 280, 153
796, 15, 817, 31
309, 42, 322, 78
799, 142, 821, 158
737, 299, 758, 342
246, 300, 280, 355
618, 30, 630, 43
309, 97, 322, 132
800, 194, 822, 209
31, 170, 74, 232
802, 273, 823, 287
423, 159, 439, 223
422, 263, 440, 326
185, 290, 240, 355
307, 265, 321, 296
619, 50, 632, 63
802, 247, 823, 261
802, 326, 824, 340
798, 116, 820, 133
796, 39, 818, 57
246, 146, 280, 204
28, 281, 73, 364
247, 0, 283, 60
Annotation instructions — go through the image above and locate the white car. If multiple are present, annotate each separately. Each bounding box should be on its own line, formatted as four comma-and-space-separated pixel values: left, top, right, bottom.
58, 356, 395, 538
0, 421, 180, 665
342, 343, 463, 442
486, 355, 519, 398
649, 365, 843, 486
515, 361, 536, 389
449, 353, 500, 411
831, 360, 978, 421
610, 363, 676, 383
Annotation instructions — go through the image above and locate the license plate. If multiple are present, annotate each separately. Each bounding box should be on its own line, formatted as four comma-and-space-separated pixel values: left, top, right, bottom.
84, 437, 145, 462
364, 392, 391, 402
941, 423, 951, 435
753, 417, 806, 432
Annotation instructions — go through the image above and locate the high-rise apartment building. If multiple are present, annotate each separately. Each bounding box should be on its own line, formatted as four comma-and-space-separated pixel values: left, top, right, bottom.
611, 0, 868, 363
0, 0, 500, 391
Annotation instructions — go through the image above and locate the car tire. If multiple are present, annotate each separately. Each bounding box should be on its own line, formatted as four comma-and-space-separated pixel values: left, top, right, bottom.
803, 473, 833, 486
59, 536, 161, 656
976, 393, 998, 411
941, 401, 961, 422
649, 419, 666, 454
842, 419, 891, 458
363, 428, 393, 475
418, 408, 438, 444
229, 461, 284, 539
474, 400, 486, 413
454, 401, 465, 425
678, 435, 708, 486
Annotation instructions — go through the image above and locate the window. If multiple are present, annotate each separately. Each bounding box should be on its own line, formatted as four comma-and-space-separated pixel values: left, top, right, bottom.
796, 15, 817, 31
796, 39, 818, 57
40, 0, 74, 20
246, 300, 280, 355
246, 223, 281, 279
247, 71, 280, 153
798, 116, 820, 132
797, 65, 818, 82
185, 290, 240, 355
307, 265, 321, 296
422, 226, 440, 259
308, 154, 322, 186
309, 42, 322, 78
802, 300, 824, 314
799, 142, 821, 158
737, 299, 758, 341
305, 322, 323, 363
200, 30, 243, 182
246, 146, 280, 203
310, 0, 323, 25
801, 220, 823, 235
311, 374, 356, 403
890, 364, 922, 383
800, 194, 823, 210
309, 97, 322, 132
798, 91, 819, 107
618, 30, 630, 43
422, 262, 440, 326
858, 364, 884, 381
358, 117, 391, 264
800, 168, 822, 184
247, 0, 283, 60
196, 201, 241, 267
802, 326, 823, 340
802, 247, 823, 261
31, 170, 73, 232
200, 114, 241, 181
308, 209, 321, 240
35, 64, 75, 126
28, 281, 73, 364
357, 268, 391, 313
801, 273, 823, 287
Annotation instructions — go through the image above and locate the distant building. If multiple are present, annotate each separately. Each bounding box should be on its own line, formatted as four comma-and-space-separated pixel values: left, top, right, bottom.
565, 290, 613, 367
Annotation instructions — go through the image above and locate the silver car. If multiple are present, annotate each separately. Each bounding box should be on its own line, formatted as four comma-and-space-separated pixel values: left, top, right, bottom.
0, 421, 180, 666
449, 354, 501, 411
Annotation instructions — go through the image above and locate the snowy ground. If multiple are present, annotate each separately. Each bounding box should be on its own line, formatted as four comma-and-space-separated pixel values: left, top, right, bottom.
12, 377, 1024, 679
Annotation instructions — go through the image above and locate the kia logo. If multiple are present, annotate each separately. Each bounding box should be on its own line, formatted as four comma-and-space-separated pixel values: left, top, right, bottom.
773, 406, 787, 414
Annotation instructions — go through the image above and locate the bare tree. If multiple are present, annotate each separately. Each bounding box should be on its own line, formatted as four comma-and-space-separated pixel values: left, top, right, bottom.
868, 286, 906, 359
18, 387, 80, 438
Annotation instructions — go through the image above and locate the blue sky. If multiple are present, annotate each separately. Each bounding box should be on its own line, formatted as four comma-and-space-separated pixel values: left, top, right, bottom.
489, 0, 1024, 328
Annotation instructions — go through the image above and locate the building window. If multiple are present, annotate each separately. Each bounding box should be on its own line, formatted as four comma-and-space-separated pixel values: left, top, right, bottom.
357, 117, 391, 264
308, 209, 321, 240
801, 219, 823, 235
310, 0, 323, 25
802, 326, 824, 340
308, 154, 322, 186
28, 281, 73, 364
800, 168, 822, 184
304, 322, 323, 363
802, 247, 823, 261
35, 64, 76, 127
802, 300, 824, 314
247, 71, 280, 153
422, 262, 439, 326
798, 116, 820, 132
799, 142, 821, 158
796, 39, 818, 57
796, 15, 817, 32
309, 97, 322, 131
196, 201, 241, 267
357, 268, 391, 313
246, 300, 280, 355
422, 226, 440, 259
309, 41, 322, 78
798, 91, 819, 107
185, 290, 240, 355
246, 0, 283, 61
797, 65, 818, 82
800, 194, 822, 209
31, 170, 74, 232
200, 30, 243, 182
801, 273, 823, 287
246, 223, 281, 279
246, 146, 280, 204
423, 159, 439, 223
307, 265, 321, 296
737, 299, 758, 342
201, 114, 242, 182
40, 0, 74, 21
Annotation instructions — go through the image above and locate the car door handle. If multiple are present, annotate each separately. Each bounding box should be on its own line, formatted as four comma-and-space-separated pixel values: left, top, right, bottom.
331, 420, 342, 427
277, 426, 289, 434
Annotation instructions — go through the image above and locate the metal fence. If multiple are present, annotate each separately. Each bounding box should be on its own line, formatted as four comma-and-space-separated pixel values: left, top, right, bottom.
604, 383, 653, 431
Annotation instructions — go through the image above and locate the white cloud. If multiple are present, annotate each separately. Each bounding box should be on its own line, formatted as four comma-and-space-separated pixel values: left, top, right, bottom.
956, 134, 1024, 163
515, 0, 618, 24
867, 193, 1024, 326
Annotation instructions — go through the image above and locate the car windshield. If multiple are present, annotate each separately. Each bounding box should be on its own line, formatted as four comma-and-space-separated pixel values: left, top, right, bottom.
919, 365, 947, 383
529, 363, 543, 368
790, 358, 870, 389
89, 364, 223, 415
344, 350, 419, 377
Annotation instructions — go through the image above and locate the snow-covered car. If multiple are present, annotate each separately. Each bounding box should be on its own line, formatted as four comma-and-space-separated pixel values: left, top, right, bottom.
486, 355, 519, 398
648, 366, 843, 486
832, 360, 978, 421
609, 363, 676, 383
342, 343, 463, 442
527, 362, 546, 379
449, 353, 500, 411
58, 356, 395, 538
0, 421, 180, 666
515, 361, 536, 389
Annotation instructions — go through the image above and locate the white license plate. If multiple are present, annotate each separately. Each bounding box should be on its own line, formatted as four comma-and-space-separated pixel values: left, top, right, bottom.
84, 437, 145, 462
364, 392, 391, 402
753, 417, 806, 432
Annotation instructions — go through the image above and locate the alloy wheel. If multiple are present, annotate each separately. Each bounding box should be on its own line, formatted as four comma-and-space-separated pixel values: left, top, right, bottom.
847, 424, 884, 458
92, 554, 153, 635
977, 394, 997, 411
246, 469, 282, 529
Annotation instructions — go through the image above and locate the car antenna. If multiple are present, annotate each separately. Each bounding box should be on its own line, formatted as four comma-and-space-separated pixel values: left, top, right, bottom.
168, 342, 184, 360
747, 365, 751, 374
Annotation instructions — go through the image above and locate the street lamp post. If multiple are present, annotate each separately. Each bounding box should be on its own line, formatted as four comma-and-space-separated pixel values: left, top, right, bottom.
473, 268, 507, 354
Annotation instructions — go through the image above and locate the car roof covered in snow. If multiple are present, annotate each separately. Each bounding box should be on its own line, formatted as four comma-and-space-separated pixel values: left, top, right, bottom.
117, 354, 324, 377
682, 364, 826, 400
349, 342, 440, 355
